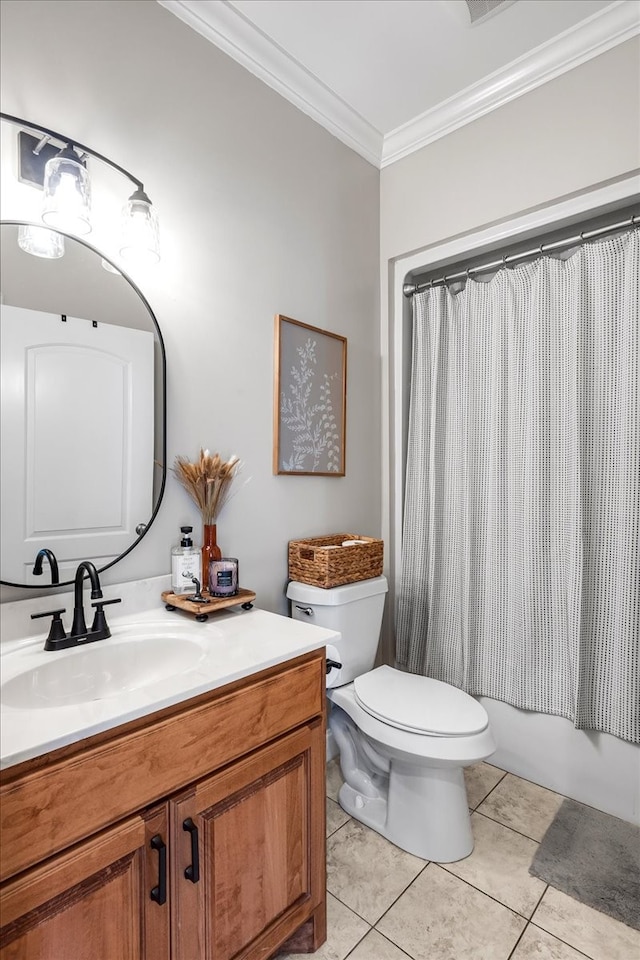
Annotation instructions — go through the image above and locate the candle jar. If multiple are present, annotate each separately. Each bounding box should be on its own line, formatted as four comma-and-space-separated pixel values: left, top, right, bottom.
208, 557, 239, 597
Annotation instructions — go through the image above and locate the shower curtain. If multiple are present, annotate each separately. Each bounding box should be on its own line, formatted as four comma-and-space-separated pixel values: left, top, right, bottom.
396, 229, 639, 744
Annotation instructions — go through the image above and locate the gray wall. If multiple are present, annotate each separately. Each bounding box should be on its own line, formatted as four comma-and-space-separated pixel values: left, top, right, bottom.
380, 37, 640, 264
0, 0, 381, 612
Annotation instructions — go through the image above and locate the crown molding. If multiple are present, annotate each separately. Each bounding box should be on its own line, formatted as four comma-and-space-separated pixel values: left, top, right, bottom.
157, 0, 383, 167
159, 0, 639, 170
381, 2, 640, 167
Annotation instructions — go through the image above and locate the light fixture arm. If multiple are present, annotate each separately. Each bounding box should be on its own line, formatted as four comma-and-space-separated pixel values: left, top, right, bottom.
1, 112, 146, 192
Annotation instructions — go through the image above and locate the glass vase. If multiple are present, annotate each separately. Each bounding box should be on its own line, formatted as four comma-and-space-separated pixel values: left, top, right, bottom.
202, 523, 222, 593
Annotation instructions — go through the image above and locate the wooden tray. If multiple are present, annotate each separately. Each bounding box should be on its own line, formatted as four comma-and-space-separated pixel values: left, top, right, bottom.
161, 587, 256, 621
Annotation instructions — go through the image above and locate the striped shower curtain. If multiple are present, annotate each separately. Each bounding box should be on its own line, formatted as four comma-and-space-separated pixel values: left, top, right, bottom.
396, 229, 639, 744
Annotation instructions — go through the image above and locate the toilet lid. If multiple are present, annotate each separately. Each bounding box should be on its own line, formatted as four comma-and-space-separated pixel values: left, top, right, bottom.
353, 666, 488, 736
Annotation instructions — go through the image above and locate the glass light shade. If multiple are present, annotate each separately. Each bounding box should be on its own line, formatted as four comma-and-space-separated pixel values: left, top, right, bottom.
119, 191, 160, 266
17, 224, 65, 259
42, 152, 91, 235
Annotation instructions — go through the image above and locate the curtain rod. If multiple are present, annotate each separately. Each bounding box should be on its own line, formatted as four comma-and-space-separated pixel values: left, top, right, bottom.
403, 213, 639, 297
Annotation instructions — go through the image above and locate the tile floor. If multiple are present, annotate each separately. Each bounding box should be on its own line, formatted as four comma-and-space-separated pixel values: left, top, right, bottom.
278, 759, 640, 960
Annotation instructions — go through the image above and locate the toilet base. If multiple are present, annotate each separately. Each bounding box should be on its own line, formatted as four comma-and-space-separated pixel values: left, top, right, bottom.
329, 701, 483, 862
337, 759, 473, 863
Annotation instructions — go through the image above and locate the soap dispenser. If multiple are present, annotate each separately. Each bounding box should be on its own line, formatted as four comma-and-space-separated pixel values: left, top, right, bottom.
171, 526, 201, 595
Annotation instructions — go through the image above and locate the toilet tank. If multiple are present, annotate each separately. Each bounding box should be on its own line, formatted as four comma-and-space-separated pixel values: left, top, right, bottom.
287, 576, 388, 684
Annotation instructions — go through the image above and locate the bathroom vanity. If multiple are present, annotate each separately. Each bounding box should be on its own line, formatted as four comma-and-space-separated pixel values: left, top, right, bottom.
0, 600, 336, 960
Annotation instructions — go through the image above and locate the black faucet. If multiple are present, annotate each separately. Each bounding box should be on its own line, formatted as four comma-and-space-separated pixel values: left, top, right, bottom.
31, 560, 121, 651
71, 561, 104, 638
32, 548, 60, 585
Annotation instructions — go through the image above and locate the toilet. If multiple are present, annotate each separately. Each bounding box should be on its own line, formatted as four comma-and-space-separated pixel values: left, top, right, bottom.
287, 575, 496, 862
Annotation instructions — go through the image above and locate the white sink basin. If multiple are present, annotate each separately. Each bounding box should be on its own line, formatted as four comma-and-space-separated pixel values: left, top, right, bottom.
1, 627, 208, 709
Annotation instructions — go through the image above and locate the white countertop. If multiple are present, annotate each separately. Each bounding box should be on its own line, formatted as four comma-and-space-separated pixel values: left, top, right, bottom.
0, 578, 338, 770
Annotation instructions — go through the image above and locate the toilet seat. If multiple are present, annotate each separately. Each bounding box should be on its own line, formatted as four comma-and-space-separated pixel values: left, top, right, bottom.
353, 665, 488, 737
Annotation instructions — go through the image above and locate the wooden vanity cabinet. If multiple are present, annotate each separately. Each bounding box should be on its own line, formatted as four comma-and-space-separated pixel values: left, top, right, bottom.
0, 805, 169, 960
171, 722, 325, 960
0, 649, 327, 960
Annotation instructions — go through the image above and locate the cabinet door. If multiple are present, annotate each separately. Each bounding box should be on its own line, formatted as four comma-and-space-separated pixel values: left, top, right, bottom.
0, 804, 170, 960
172, 720, 326, 960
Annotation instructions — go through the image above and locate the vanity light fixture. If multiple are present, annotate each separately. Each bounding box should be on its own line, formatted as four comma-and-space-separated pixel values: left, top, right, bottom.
2, 112, 160, 265
120, 187, 160, 266
41, 143, 91, 236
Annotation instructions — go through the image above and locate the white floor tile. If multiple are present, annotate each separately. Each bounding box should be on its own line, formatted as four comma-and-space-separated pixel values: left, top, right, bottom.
347, 928, 412, 959
464, 761, 506, 810
327, 797, 351, 837
478, 773, 565, 842
443, 812, 546, 917
532, 886, 640, 960
327, 819, 426, 924
376, 863, 526, 960
511, 924, 593, 959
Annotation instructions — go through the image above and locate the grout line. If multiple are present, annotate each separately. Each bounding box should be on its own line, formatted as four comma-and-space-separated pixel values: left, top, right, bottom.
506, 920, 530, 960
528, 920, 596, 960
341, 926, 371, 960
469, 766, 509, 811
529, 882, 549, 920
473, 808, 546, 845
326, 817, 353, 842
343, 927, 415, 960
432, 862, 531, 921
331, 859, 433, 929
326, 889, 371, 925
326, 824, 347, 839
328, 856, 430, 929
489, 767, 569, 803
369, 929, 416, 959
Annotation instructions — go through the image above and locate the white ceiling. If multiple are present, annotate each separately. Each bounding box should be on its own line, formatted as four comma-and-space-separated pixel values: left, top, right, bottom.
159, 0, 640, 167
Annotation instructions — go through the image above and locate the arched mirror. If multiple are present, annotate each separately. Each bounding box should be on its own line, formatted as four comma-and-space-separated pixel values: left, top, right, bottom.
0, 221, 166, 587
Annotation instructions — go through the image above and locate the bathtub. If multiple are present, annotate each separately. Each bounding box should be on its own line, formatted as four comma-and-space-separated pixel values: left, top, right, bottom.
477, 696, 640, 826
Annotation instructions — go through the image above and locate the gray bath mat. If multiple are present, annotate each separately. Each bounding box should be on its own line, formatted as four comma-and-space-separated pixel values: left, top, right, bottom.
529, 798, 640, 931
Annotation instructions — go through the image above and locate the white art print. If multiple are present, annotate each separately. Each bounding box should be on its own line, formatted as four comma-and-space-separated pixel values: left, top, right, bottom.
273, 315, 346, 476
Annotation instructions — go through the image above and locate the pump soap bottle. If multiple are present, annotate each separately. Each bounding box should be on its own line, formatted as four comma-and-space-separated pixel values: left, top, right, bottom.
171, 526, 201, 595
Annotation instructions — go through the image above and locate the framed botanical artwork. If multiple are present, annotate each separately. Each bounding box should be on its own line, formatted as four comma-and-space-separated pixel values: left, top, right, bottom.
273, 314, 347, 476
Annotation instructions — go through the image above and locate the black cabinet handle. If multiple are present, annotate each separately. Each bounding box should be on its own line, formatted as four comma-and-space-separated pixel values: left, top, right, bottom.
150, 834, 167, 905
183, 817, 200, 883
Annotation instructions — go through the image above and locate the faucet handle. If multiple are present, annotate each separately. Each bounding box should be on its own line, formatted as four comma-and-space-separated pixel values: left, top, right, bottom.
31, 609, 67, 648
90, 597, 122, 636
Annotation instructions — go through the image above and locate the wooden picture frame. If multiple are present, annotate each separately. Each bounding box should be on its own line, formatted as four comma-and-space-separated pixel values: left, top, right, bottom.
273, 314, 347, 476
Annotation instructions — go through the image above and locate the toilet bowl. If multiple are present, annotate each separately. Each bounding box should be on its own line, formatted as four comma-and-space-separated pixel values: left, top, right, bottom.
287, 576, 496, 862
329, 667, 495, 861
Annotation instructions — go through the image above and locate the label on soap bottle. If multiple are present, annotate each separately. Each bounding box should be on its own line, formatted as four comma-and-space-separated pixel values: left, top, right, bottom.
171, 552, 201, 594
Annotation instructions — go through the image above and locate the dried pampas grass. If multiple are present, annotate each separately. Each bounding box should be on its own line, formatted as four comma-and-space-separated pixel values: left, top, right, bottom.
172, 449, 241, 523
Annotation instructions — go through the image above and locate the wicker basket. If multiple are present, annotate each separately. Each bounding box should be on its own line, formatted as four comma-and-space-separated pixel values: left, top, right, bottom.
288, 533, 383, 589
